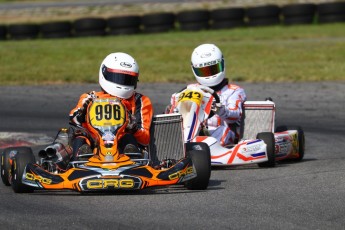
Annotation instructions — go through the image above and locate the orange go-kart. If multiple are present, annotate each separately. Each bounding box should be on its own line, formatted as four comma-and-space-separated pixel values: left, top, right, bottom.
1, 97, 211, 193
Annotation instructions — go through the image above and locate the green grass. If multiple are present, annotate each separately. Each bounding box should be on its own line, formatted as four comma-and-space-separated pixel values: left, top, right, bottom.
1, 23, 344, 85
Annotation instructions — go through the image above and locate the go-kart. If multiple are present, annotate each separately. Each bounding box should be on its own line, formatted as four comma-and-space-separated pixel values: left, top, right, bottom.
167, 84, 305, 167
1, 97, 211, 193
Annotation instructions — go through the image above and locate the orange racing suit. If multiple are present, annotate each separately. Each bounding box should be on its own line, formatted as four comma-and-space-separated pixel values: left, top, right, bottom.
69, 90, 153, 147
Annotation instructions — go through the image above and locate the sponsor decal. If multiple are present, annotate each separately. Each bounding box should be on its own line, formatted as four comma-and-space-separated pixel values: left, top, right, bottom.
25, 172, 52, 185
243, 144, 260, 153
168, 166, 194, 180
201, 52, 211, 58
80, 176, 142, 190
120, 62, 132, 68
86, 178, 134, 189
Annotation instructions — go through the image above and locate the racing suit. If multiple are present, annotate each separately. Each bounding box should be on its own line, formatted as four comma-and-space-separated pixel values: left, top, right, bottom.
69, 90, 153, 153
170, 79, 246, 146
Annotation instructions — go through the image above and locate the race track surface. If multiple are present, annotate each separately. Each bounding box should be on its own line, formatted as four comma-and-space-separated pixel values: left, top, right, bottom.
0, 82, 344, 229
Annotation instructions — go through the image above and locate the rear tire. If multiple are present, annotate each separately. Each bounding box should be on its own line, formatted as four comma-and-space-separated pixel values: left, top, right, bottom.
11, 147, 35, 193
1, 147, 15, 186
184, 150, 210, 190
257, 132, 276, 167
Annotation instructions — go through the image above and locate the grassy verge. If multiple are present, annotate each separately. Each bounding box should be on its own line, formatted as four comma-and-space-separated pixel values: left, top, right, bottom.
0, 23, 344, 85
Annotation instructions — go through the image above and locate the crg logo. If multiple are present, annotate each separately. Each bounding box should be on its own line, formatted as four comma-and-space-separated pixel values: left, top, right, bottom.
120, 62, 132, 68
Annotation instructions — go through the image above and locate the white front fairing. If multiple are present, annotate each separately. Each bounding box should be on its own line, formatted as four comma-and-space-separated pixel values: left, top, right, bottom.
193, 136, 269, 166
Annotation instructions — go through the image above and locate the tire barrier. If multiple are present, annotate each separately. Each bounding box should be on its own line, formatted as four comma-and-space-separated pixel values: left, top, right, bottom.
73, 17, 107, 37
0, 25, 7, 40
282, 3, 316, 25
210, 7, 245, 29
317, 2, 345, 24
141, 13, 175, 33
246, 5, 281, 27
107, 15, 141, 35
40, 21, 72, 39
8, 23, 39, 40
177, 10, 209, 31
1, 3, 344, 41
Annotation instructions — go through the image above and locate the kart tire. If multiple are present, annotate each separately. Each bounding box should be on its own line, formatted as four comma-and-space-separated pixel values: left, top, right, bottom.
184, 149, 210, 190
11, 147, 35, 193
185, 142, 211, 170
1, 147, 14, 186
257, 132, 276, 167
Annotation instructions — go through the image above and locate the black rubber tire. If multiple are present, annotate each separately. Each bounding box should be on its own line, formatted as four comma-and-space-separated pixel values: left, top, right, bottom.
318, 14, 345, 24
185, 142, 211, 170
246, 5, 281, 19
283, 15, 315, 25
74, 30, 106, 37
179, 21, 209, 31
141, 13, 175, 26
1, 147, 15, 186
73, 17, 106, 37
11, 147, 35, 193
247, 17, 281, 27
8, 24, 39, 40
317, 2, 345, 15
184, 149, 210, 190
210, 7, 245, 21
257, 132, 276, 168
210, 20, 245, 29
177, 10, 209, 23
0, 25, 7, 40
107, 15, 141, 28
281, 3, 316, 17
142, 24, 174, 33
108, 27, 140, 36
40, 21, 71, 38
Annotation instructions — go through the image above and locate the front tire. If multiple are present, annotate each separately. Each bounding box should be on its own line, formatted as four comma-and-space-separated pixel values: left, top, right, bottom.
184, 149, 211, 190
11, 147, 35, 193
257, 132, 276, 168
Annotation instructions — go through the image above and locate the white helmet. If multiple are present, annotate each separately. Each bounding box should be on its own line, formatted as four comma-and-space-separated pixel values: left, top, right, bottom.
191, 44, 225, 87
99, 52, 139, 99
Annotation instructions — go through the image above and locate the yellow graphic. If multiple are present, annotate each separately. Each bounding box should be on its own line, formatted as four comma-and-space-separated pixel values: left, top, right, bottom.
169, 166, 194, 180
88, 98, 126, 127
178, 90, 203, 105
25, 173, 52, 184
86, 178, 135, 189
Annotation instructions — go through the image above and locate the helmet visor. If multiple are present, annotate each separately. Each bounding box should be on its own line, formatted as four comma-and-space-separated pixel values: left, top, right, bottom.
192, 59, 224, 77
102, 65, 138, 88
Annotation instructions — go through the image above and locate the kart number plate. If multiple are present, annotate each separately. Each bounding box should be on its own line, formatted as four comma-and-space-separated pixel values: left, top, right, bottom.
89, 98, 126, 127
178, 89, 203, 105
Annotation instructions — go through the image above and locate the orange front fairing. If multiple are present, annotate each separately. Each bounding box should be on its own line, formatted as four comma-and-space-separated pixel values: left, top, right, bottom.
22, 157, 196, 192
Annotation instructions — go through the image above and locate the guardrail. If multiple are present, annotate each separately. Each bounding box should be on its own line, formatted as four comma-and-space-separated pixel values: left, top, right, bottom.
0, 2, 344, 41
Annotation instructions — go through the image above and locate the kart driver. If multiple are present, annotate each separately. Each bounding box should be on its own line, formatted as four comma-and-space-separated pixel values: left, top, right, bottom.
69, 52, 153, 160
168, 43, 246, 146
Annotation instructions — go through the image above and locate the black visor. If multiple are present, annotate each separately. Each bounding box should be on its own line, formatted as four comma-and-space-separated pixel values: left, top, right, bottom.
102, 65, 138, 88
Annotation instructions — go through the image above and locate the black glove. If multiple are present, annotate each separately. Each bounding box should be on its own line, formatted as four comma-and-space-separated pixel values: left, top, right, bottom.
126, 112, 138, 134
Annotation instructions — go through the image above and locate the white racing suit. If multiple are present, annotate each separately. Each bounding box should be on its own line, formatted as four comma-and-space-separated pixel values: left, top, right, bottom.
170, 79, 246, 146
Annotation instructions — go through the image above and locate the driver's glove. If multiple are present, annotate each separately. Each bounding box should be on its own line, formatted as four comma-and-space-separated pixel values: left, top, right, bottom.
211, 102, 226, 117
126, 112, 138, 134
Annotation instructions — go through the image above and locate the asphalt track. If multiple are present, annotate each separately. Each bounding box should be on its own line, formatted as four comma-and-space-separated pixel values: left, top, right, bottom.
0, 82, 345, 230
